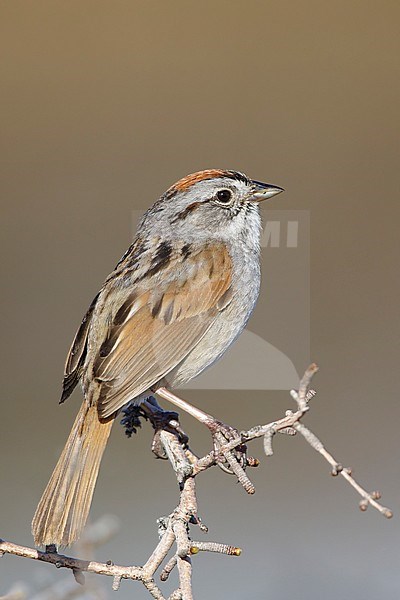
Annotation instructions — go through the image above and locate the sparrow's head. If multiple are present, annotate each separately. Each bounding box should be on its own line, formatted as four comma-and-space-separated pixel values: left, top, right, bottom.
140, 169, 284, 245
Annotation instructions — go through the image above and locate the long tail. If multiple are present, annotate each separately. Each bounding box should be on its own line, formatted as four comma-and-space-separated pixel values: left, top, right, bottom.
32, 401, 114, 547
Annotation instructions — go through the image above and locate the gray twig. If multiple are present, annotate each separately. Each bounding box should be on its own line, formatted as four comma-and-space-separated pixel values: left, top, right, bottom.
0, 364, 392, 600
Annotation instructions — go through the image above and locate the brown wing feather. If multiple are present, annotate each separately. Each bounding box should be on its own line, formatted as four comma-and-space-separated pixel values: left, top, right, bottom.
60, 293, 100, 403
94, 243, 232, 418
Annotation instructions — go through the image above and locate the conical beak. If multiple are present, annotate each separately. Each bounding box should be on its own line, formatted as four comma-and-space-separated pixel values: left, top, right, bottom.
249, 180, 285, 202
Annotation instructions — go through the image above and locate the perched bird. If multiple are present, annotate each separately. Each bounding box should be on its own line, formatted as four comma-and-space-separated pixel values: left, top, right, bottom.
32, 169, 283, 547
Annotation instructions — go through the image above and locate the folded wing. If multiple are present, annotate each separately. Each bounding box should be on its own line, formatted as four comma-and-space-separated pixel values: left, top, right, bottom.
94, 242, 233, 418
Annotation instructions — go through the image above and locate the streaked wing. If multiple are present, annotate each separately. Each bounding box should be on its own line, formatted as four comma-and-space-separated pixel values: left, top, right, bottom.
60, 293, 100, 403
60, 237, 146, 403
94, 242, 233, 418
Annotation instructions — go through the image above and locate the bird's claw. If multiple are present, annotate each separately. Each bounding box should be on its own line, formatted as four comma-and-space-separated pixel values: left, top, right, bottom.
120, 397, 189, 457
142, 397, 189, 458
206, 419, 247, 473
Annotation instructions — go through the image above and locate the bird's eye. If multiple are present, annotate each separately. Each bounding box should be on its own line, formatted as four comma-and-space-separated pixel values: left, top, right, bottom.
215, 189, 233, 205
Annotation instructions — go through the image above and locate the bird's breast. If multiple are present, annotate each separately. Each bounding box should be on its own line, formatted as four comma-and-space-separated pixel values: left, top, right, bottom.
167, 247, 261, 387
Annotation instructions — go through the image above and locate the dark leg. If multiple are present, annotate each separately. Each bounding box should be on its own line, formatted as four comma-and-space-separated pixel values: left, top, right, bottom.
120, 396, 189, 458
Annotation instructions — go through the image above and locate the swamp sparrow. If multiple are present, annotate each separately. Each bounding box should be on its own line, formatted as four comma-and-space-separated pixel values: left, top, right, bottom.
32, 169, 283, 547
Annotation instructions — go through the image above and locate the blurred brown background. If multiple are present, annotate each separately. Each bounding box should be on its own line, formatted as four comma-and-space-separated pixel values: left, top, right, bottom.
1, 1, 399, 598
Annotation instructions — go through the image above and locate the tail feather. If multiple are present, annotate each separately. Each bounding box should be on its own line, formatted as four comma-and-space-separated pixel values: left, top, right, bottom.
32, 401, 113, 547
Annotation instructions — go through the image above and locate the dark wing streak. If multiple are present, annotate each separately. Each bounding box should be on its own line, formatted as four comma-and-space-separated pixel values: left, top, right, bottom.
60, 292, 100, 403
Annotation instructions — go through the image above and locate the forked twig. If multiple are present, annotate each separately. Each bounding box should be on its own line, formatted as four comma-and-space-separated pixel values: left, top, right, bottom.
0, 365, 392, 599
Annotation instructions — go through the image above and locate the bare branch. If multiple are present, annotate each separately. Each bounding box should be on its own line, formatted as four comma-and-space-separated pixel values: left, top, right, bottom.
190, 542, 241, 556
293, 422, 393, 518
0, 364, 393, 599
0, 539, 143, 582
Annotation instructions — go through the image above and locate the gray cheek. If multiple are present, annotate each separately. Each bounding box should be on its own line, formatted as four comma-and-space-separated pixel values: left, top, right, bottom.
165, 206, 230, 243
